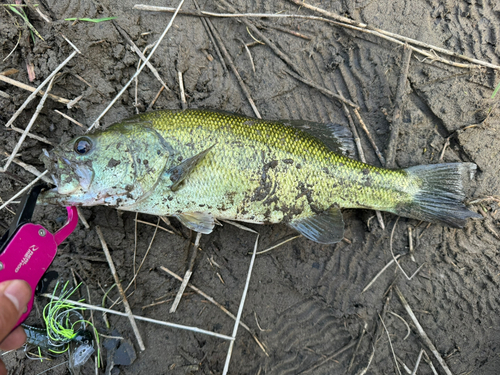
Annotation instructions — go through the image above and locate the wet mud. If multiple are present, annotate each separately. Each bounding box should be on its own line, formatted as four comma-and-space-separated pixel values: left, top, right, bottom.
1, 0, 499, 374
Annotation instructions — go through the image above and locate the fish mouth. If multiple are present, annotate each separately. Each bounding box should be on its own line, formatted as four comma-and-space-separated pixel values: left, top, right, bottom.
40, 148, 94, 195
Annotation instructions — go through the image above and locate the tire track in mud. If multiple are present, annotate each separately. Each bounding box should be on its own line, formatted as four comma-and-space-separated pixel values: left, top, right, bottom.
403, 0, 500, 133
3, 0, 498, 373
394, 222, 500, 374
316, 228, 392, 315
242, 29, 401, 359
261, 298, 352, 374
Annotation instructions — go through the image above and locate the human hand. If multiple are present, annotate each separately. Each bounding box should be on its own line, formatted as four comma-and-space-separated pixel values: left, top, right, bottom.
0, 280, 31, 375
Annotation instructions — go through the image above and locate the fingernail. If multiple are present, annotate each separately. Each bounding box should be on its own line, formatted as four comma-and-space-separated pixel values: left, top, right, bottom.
4, 280, 31, 313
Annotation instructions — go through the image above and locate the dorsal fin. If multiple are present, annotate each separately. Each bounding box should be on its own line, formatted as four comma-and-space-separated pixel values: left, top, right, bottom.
284, 120, 355, 158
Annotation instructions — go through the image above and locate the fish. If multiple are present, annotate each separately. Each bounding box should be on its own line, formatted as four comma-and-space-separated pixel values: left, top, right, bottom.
39, 109, 481, 244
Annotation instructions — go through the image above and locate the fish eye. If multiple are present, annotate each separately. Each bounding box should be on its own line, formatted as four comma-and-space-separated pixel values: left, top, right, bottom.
74, 137, 93, 155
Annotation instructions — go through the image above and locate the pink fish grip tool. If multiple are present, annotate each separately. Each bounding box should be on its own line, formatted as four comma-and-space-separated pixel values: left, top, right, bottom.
0, 184, 78, 328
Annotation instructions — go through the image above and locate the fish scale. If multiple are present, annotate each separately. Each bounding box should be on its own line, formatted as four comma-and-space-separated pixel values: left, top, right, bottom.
40, 109, 480, 244
131, 110, 404, 212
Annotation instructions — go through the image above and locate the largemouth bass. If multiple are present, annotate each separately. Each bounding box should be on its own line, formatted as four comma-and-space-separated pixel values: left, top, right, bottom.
40, 109, 480, 243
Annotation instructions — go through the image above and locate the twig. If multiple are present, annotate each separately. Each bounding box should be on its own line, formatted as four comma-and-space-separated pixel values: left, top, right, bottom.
2, 32, 21, 62
208, 21, 261, 118
142, 298, 174, 309
170, 232, 201, 313
237, 38, 255, 73
220, 0, 364, 113
361, 253, 402, 293
0, 74, 71, 105
390, 219, 425, 280
178, 71, 187, 110
355, 344, 375, 375
284, 69, 359, 108
375, 211, 386, 230
89, 0, 186, 131
379, 313, 402, 375
253, 312, 270, 332
223, 233, 259, 375
41, 293, 233, 341
357, 290, 393, 375
217, 0, 301, 75
147, 86, 164, 110
261, 22, 312, 40
221, 219, 258, 233
5, 50, 78, 128
135, 218, 175, 235
125, 217, 160, 294
134, 54, 139, 114
246, 26, 265, 45
468, 196, 500, 205
8, 125, 53, 145
34, 361, 68, 375
59, 34, 81, 54
193, 0, 227, 73
422, 350, 439, 375
286, 0, 499, 70
161, 266, 268, 355
396, 356, 413, 374
348, 321, 368, 372
341, 100, 365, 162
394, 286, 454, 375
0, 153, 52, 184
386, 44, 412, 168
133, 4, 318, 19
133, 212, 139, 284
411, 349, 424, 375
353, 108, 386, 165
54, 109, 86, 129
388, 311, 411, 340
76, 207, 90, 229
0, 171, 48, 210
134, 3, 500, 70
408, 226, 415, 262
84, 283, 100, 373
113, 21, 171, 92
95, 226, 146, 351
66, 94, 83, 109
301, 340, 357, 374
439, 136, 451, 162
255, 234, 301, 255
484, 221, 500, 240
1, 76, 55, 172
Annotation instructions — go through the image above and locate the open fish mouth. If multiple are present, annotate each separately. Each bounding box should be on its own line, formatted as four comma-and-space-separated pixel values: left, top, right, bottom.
41, 149, 94, 195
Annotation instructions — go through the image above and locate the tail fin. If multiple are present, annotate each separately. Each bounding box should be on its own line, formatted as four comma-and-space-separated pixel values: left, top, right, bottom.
396, 163, 481, 228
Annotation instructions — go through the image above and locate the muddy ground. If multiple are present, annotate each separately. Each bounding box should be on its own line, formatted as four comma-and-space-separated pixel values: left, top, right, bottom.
1, 0, 500, 374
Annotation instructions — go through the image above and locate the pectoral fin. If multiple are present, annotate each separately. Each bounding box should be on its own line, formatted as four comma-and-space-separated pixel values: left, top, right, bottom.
165, 144, 215, 191
288, 207, 344, 244
177, 212, 215, 234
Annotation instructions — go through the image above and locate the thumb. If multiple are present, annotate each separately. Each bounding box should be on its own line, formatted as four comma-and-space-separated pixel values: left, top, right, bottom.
0, 280, 31, 343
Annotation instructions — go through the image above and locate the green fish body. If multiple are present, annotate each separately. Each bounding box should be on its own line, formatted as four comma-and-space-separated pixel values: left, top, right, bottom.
40, 109, 480, 243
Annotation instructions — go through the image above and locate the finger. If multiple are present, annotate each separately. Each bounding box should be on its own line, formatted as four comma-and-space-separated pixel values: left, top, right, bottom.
0, 326, 26, 351
0, 280, 31, 344
0, 358, 7, 375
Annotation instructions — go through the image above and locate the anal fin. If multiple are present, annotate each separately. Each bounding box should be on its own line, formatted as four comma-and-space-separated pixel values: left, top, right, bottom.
289, 207, 344, 244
